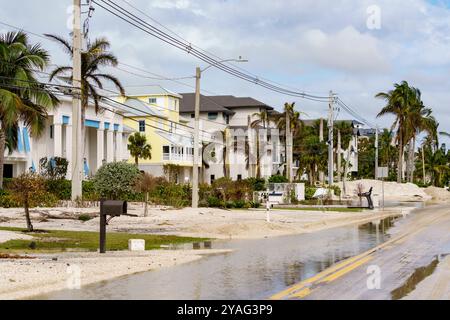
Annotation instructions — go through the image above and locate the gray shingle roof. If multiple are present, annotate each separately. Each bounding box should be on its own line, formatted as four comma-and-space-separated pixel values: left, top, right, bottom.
179, 93, 273, 114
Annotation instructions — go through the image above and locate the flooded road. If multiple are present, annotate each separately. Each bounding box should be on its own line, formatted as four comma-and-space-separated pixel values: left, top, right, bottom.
40, 215, 401, 300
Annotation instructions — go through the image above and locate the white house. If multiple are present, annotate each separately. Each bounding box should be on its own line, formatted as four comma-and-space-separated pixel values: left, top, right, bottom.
179, 93, 284, 184
3, 97, 134, 179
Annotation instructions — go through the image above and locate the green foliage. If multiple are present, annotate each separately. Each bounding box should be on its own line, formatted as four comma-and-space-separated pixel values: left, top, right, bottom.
233, 200, 247, 209
39, 157, 68, 180
268, 175, 288, 183
329, 185, 341, 197
245, 177, 266, 191
249, 201, 261, 209
357, 137, 376, 179
305, 187, 317, 200
45, 179, 71, 200
78, 214, 92, 222
128, 132, 152, 165
92, 162, 140, 200
163, 164, 182, 183
207, 196, 223, 208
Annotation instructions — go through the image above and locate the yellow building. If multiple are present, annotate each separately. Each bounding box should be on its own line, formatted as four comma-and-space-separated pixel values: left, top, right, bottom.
113, 88, 195, 182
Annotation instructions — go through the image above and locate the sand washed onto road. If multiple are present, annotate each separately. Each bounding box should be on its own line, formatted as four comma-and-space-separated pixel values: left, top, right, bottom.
0, 249, 230, 300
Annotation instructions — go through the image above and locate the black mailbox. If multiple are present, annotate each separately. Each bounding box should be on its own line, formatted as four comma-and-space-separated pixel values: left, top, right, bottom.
100, 200, 127, 217
99, 200, 127, 253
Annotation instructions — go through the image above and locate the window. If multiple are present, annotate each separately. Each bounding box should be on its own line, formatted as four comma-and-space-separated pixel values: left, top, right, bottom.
50, 125, 54, 139
208, 112, 218, 120
163, 146, 170, 154
210, 175, 215, 184
191, 113, 195, 118
139, 120, 146, 132
237, 174, 242, 181
224, 114, 230, 124
148, 98, 157, 104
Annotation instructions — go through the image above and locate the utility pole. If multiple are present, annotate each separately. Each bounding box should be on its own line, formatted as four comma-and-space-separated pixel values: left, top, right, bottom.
71, 0, 83, 201
192, 67, 201, 208
375, 127, 379, 180
337, 129, 341, 182
328, 91, 334, 186
286, 108, 292, 182
319, 118, 324, 184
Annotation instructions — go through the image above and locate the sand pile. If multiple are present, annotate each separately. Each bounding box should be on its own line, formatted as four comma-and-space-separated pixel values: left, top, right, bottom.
336, 179, 432, 201
424, 186, 450, 203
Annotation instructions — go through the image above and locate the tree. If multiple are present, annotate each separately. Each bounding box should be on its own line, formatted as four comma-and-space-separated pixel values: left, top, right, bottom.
39, 157, 68, 180
9, 172, 47, 232
0, 31, 58, 188
127, 132, 152, 165
46, 35, 125, 145
93, 162, 140, 200
251, 109, 274, 178
376, 81, 416, 183
134, 172, 159, 217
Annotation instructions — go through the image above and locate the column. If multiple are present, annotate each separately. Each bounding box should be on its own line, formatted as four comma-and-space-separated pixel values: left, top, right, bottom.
96, 129, 104, 170
115, 131, 123, 162
65, 125, 73, 179
54, 124, 63, 157
106, 130, 114, 163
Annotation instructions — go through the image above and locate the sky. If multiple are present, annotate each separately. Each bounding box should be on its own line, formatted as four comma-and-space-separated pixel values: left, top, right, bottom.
1, 0, 450, 145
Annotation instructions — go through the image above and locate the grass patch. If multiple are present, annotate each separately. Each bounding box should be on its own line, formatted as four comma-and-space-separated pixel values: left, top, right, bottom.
272, 207, 363, 213
0, 227, 207, 253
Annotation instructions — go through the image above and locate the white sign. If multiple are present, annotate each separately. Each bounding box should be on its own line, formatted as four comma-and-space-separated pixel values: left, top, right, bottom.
377, 167, 389, 178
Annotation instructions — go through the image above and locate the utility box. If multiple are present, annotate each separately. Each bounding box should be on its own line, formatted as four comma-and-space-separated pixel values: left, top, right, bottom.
128, 239, 145, 251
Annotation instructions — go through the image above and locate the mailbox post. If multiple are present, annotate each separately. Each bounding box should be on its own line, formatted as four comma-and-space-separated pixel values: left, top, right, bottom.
99, 199, 127, 254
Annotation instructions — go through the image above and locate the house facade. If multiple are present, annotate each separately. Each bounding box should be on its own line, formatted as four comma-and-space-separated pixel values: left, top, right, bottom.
3, 97, 133, 179
115, 88, 195, 183
179, 93, 283, 184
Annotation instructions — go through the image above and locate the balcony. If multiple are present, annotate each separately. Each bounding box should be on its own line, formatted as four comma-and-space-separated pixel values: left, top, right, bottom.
163, 153, 194, 162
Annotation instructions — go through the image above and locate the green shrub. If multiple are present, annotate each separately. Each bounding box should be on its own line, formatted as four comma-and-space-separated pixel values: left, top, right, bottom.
268, 175, 288, 183
78, 214, 93, 222
249, 201, 261, 208
207, 196, 223, 208
245, 178, 266, 191
225, 201, 235, 209
233, 200, 246, 209
305, 187, 317, 200
330, 185, 341, 197
46, 179, 71, 200
92, 162, 140, 200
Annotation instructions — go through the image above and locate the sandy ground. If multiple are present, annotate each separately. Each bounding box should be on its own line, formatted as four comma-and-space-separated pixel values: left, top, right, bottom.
0, 205, 412, 240
404, 255, 450, 300
335, 179, 436, 202
0, 249, 230, 300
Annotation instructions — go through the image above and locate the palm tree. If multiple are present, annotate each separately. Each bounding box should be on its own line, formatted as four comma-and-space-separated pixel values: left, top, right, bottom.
128, 132, 152, 165
45, 34, 125, 142
0, 31, 58, 188
376, 81, 416, 183
251, 109, 274, 178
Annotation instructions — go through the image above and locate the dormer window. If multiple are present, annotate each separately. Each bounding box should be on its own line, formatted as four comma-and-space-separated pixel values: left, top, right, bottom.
149, 98, 157, 104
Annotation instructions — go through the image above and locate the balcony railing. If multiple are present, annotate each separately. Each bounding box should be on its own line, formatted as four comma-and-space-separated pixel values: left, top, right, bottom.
163, 153, 193, 162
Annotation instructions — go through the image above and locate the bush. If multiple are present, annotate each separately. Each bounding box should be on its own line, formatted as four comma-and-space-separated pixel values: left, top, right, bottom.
207, 196, 223, 208
78, 214, 93, 222
225, 201, 235, 209
330, 185, 341, 197
245, 178, 266, 191
249, 201, 261, 208
46, 179, 71, 200
305, 187, 317, 200
92, 162, 140, 200
268, 175, 288, 183
233, 200, 246, 209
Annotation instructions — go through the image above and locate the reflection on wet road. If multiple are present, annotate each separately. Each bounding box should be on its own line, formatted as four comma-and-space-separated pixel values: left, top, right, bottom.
41, 216, 400, 300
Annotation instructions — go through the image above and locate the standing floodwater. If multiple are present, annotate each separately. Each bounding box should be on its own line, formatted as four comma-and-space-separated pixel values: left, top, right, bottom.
40, 216, 400, 300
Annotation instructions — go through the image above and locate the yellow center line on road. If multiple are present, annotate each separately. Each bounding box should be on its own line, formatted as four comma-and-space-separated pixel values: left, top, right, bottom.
270, 209, 447, 300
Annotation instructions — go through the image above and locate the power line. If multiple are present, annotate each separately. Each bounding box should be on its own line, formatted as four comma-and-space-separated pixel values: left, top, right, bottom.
92, 0, 330, 102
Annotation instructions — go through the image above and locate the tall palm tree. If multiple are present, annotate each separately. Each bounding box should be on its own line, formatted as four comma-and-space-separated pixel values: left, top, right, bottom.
46, 34, 125, 143
0, 31, 58, 188
251, 109, 274, 178
376, 81, 416, 183
128, 132, 151, 165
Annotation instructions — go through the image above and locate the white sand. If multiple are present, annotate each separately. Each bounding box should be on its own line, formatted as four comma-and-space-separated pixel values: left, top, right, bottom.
0, 249, 230, 300
335, 179, 432, 201
424, 186, 450, 203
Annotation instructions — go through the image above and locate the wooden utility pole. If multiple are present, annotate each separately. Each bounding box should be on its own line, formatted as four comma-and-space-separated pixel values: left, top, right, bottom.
71, 0, 83, 200
337, 129, 341, 182
192, 67, 201, 208
286, 109, 292, 182
328, 91, 334, 186
319, 118, 324, 184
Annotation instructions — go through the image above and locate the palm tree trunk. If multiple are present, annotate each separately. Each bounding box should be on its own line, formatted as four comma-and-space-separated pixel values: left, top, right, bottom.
0, 128, 6, 189
144, 192, 149, 217
398, 134, 403, 184
410, 137, 416, 183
